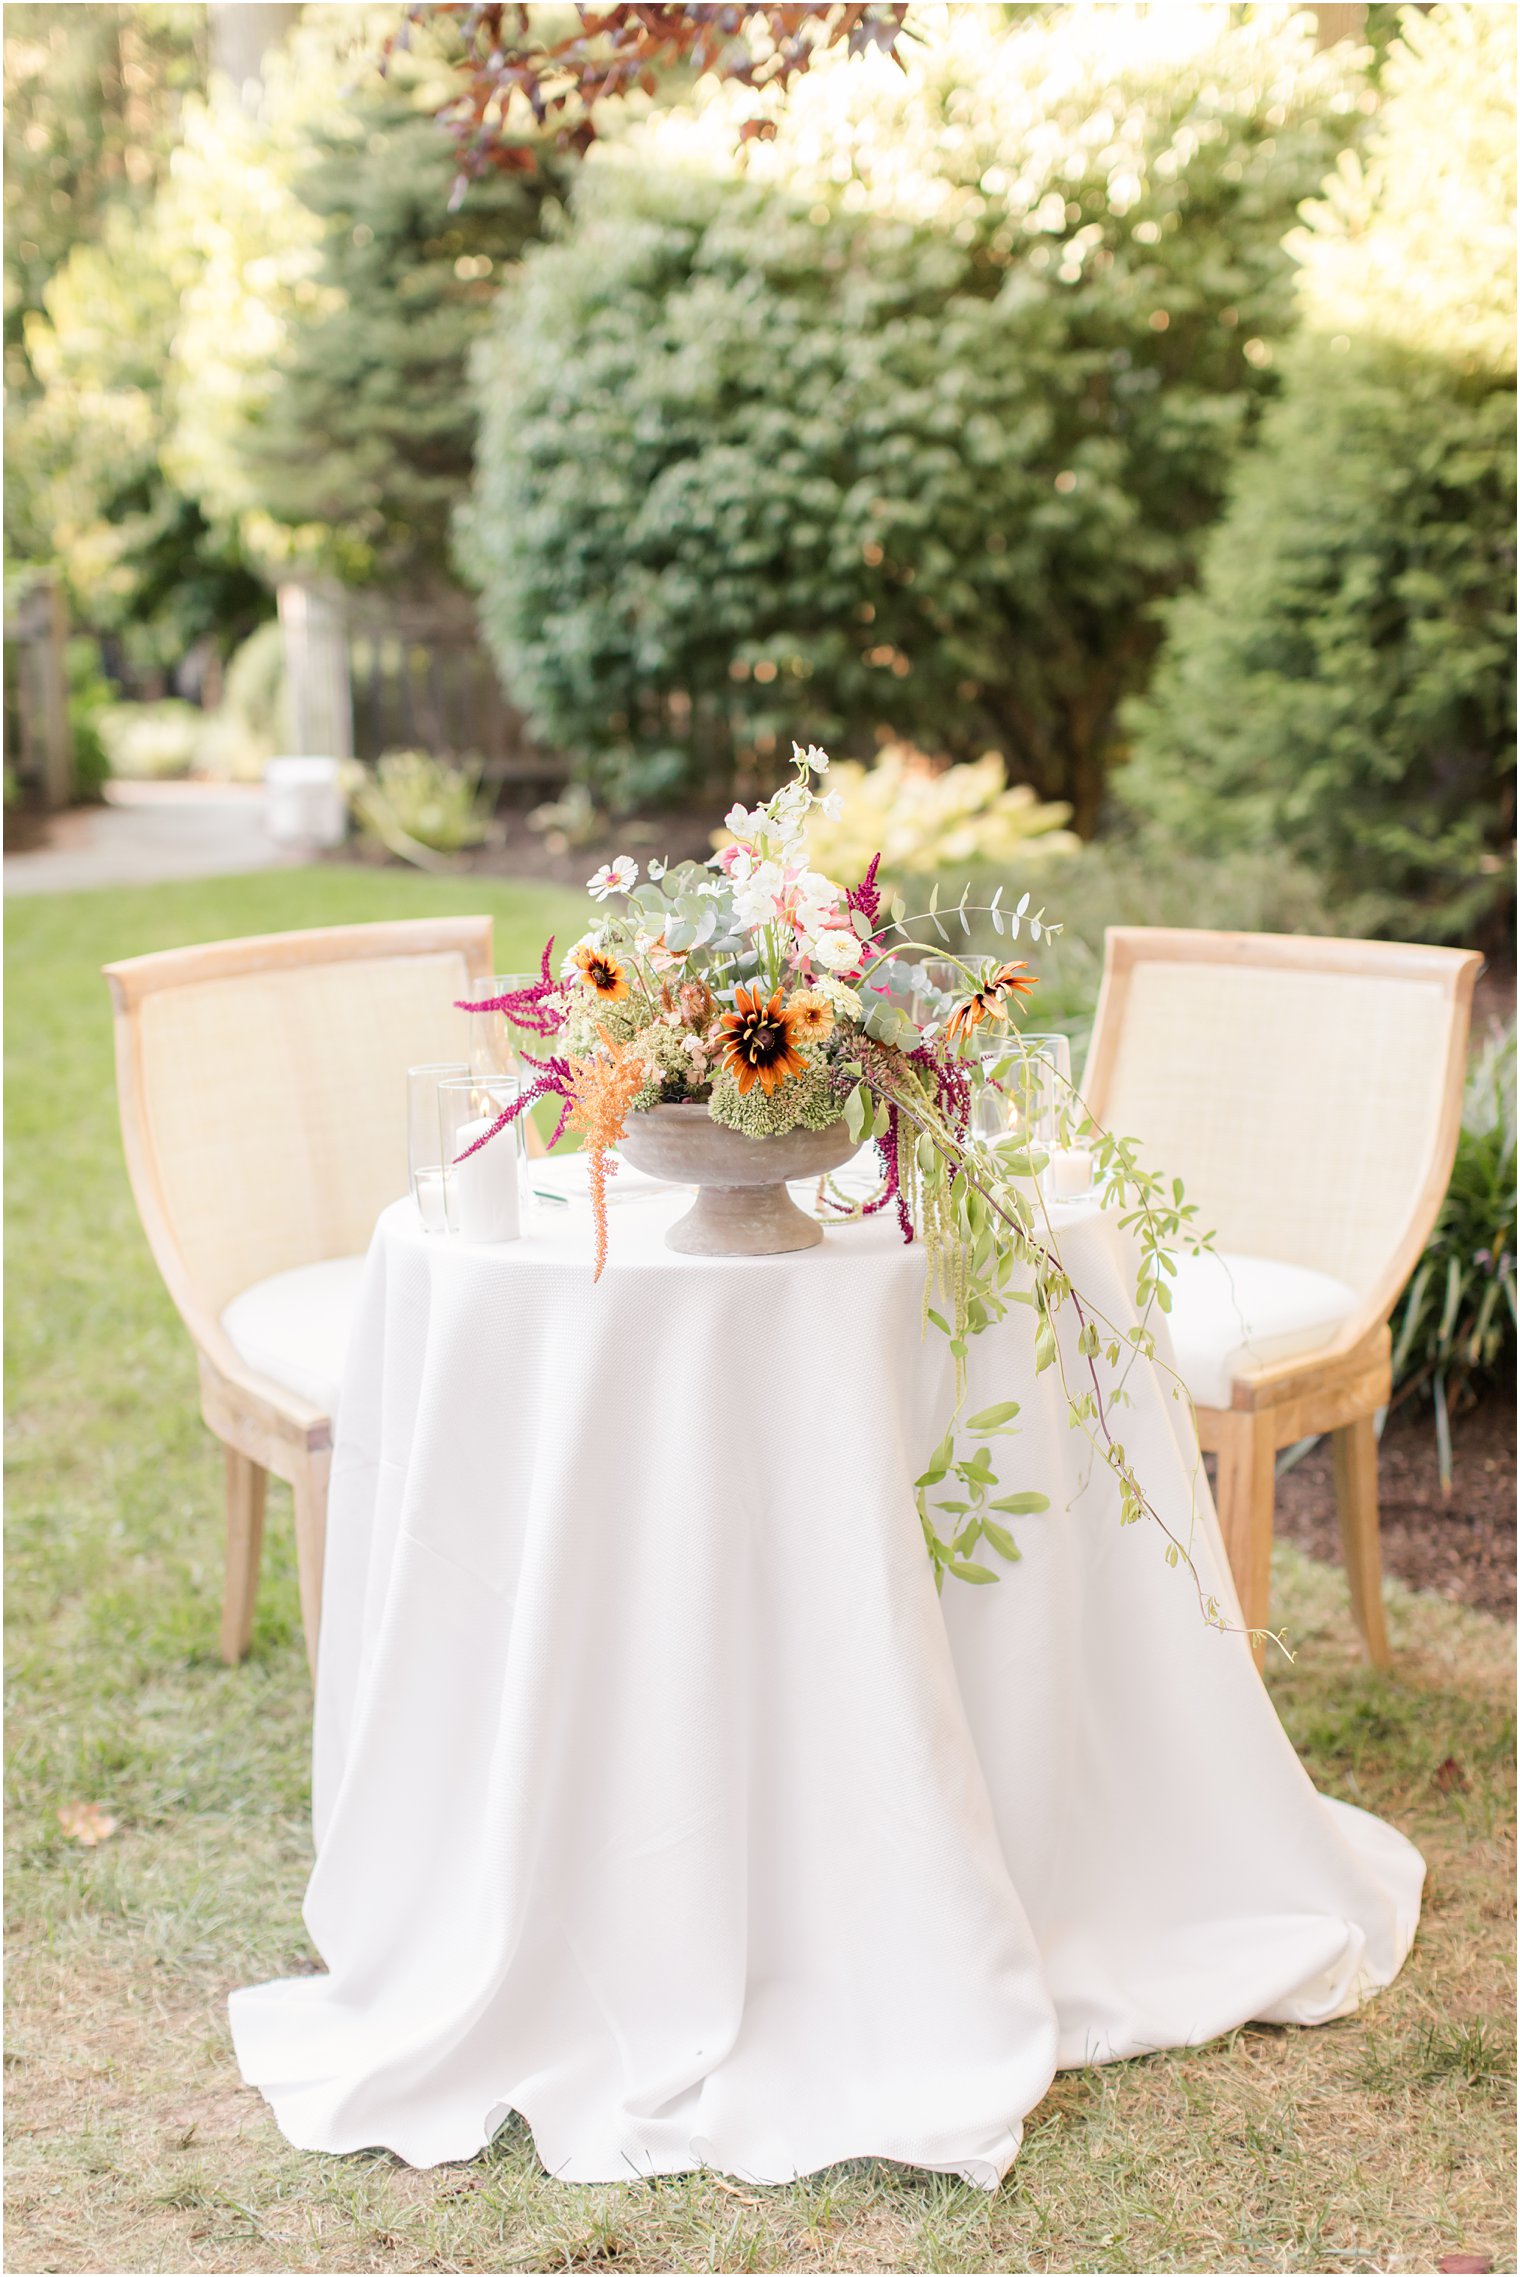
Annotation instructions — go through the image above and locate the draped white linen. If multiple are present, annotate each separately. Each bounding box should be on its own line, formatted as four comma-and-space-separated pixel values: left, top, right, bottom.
230, 1183, 1422, 2185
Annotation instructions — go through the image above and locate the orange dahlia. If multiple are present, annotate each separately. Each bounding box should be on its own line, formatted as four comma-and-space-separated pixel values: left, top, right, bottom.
572, 942, 630, 1001
945, 960, 1037, 1045
717, 985, 809, 1096
785, 988, 835, 1045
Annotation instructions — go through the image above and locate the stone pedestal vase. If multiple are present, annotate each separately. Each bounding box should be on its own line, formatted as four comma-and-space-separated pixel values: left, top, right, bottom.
617, 1103, 857, 1256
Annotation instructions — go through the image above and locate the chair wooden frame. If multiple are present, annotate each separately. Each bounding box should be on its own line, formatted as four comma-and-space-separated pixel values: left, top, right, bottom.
105, 917, 495, 1676
1082, 928, 1481, 1666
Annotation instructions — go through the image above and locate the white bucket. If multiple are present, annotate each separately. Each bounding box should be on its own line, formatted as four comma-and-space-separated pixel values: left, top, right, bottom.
264, 755, 347, 849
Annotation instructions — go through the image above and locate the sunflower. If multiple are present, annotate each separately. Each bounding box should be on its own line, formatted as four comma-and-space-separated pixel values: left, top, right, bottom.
572, 942, 630, 1001
945, 960, 1037, 1045
785, 987, 836, 1046
717, 985, 810, 1096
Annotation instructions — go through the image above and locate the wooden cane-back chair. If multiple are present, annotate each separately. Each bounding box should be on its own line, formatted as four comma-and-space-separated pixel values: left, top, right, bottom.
1082, 928, 1480, 1664
105, 917, 495, 1673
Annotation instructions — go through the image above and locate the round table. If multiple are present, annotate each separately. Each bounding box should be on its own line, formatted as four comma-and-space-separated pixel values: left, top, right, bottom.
230, 1175, 1422, 2185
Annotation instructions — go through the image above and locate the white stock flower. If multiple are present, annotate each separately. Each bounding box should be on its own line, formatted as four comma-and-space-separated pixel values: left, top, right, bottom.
732, 857, 788, 931
793, 742, 832, 775
587, 855, 639, 899
792, 867, 843, 932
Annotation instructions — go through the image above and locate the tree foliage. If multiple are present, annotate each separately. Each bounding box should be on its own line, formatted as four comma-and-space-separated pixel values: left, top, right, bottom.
2, 2, 202, 383
1124, 5, 1516, 940
392, 2, 913, 197
461, 7, 1366, 815
242, 97, 562, 587
2, 8, 271, 676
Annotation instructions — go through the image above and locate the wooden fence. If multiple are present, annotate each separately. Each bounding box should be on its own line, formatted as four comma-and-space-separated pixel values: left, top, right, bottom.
278, 580, 566, 790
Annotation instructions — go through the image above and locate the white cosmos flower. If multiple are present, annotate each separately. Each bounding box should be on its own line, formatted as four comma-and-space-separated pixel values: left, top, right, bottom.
560, 928, 606, 978
587, 855, 639, 899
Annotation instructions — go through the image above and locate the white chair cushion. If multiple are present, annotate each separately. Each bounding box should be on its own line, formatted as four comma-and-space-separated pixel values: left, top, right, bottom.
1164, 1251, 1359, 1410
220, 1256, 366, 1417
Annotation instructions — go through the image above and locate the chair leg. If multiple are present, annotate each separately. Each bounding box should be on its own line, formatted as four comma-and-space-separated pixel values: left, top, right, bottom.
1213, 1411, 1276, 1670
1332, 1414, 1392, 1669
291, 1445, 331, 1683
220, 1447, 268, 1665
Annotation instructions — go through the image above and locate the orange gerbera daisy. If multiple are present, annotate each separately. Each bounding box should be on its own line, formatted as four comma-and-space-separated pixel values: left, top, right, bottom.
572, 942, 630, 1001
717, 985, 809, 1096
945, 960, 1037, 1045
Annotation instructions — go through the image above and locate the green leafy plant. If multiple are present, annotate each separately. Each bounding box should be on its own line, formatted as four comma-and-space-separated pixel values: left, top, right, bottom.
94, 698, 201, 780
346, 749, 490, 867
1390, 1021, 1517, 1490
794, 744, 1078, 889
243, 92, 563, 588
1124, 6, 1516, 941
194, 622, 289, 782
65, 637, 113, 802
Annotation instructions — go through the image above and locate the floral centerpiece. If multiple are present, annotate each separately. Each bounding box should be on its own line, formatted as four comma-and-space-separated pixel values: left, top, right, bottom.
460, 744, 1219, 1617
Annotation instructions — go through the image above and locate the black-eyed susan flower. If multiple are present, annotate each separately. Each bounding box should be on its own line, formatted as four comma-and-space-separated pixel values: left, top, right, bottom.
717, 985, 809, 1097
572, 943, 631, 1002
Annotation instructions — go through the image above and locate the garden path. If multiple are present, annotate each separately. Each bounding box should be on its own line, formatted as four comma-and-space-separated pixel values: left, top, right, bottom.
4, 780, 305, 897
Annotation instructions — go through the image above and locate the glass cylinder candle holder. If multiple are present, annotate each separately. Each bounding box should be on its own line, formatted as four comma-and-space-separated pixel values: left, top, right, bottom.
408, 1061, 469, 1232
1014, 1032, 1093, 1201
469, 973, 549, 1089
438, 1075, 524, 1245
911, 957, 963, 1035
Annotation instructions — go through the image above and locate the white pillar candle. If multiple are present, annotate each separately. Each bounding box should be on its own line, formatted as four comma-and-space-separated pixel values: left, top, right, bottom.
454, 1117, 522, 1244
1047, 1146, 1094, 1201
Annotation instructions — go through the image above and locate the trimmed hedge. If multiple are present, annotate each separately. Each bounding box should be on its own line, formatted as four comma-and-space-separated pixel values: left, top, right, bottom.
462, 14, 1363, 814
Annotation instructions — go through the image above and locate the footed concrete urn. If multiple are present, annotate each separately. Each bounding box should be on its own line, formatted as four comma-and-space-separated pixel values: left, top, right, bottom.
617, 1102, 857, 1256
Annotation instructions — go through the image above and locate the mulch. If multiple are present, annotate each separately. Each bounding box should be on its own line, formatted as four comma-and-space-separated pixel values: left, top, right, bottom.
1272, 1391, 1516, 1623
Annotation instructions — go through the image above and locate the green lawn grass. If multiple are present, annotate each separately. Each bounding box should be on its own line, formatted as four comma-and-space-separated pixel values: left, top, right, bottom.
5, 869, 1515, 2275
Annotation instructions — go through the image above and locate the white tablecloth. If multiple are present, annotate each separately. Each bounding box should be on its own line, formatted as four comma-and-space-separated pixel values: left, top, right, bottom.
230, 1177, 1422, 2185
